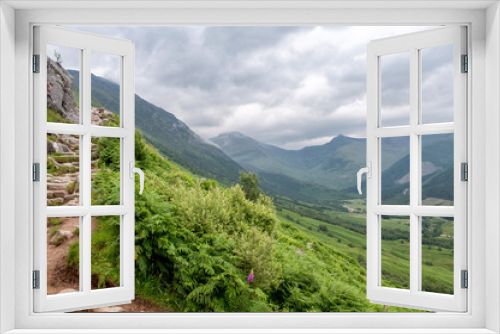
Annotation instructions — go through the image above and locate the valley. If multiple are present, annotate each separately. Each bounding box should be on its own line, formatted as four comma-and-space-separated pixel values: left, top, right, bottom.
44, 57, 454, 312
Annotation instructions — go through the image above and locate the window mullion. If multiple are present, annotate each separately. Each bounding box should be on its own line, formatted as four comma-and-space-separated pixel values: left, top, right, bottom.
409, 47, 420, 294
81, 48, 92, 295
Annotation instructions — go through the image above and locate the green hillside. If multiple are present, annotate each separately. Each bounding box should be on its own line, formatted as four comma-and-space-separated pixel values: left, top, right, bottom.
85, 129, 425, 312
86, 132, 394, 312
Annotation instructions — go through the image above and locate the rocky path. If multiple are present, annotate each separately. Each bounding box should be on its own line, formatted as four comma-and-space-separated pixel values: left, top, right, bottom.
46, 109, 169, 312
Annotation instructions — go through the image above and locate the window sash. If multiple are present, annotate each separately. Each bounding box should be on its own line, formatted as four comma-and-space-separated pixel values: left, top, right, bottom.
366, 26, 468, 312
32, 25, 136, 313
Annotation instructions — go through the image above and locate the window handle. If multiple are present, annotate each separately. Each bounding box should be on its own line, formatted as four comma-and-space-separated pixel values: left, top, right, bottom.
129, 162, 145, 195
357, 162, 372, 195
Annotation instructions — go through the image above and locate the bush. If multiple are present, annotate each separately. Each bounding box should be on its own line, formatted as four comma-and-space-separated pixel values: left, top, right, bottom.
239, 171, 261, 202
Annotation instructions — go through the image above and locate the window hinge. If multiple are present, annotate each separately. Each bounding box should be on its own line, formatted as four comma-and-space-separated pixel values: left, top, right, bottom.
33, 163, 40, 182
33, 54, 40, 73
461, 162, 468, 181
461, 270, 468, 289
461, 54, 468, 73
33, 270, 40, 289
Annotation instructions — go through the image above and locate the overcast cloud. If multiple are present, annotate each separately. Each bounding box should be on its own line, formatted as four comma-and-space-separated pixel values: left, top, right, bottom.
62, 25, 447, 149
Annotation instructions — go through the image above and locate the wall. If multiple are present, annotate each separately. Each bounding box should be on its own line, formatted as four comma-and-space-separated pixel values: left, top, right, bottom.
0, 1, 16, 333
486, 2, 500, 333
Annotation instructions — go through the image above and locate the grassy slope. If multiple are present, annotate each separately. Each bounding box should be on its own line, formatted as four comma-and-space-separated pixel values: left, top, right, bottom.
276, 200, 454, 295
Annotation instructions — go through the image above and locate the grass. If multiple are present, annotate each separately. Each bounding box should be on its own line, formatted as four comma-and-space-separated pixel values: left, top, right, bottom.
277, 199, 454, 294
47, 218, 62, 227
47, 107, 74, 124
49, 226, 59, 238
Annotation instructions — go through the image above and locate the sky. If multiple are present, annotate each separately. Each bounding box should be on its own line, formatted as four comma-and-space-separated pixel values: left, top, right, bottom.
57, 25, 452, 150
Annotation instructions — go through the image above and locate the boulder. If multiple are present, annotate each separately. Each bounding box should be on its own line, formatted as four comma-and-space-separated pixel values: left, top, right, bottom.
47, 58, 79, 123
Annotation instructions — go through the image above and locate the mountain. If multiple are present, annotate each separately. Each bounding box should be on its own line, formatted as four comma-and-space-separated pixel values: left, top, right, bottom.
69, 70, 242, 185
211, 132, 409, 190
380, 134, 454, 204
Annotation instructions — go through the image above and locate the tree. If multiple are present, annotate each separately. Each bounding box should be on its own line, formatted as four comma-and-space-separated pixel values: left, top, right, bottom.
239, 171, 261, 202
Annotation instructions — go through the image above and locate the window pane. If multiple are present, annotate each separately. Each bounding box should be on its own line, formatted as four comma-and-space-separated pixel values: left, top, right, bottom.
47, 216, 80, 295
46, 44, 80, 124
91, 137, 121, 205
421, 217, 454, 294
381, 215, 410, 289
91, 216, 121, 290
381, 136, 410, 205
91, 52, 121, 127
421, 45, 454, 124
47, 134, 80, 207
381, 52, 410, 127
421, 134, 454, 206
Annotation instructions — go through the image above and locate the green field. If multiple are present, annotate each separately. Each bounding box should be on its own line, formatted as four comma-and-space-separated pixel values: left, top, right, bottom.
275, 198, 454, 295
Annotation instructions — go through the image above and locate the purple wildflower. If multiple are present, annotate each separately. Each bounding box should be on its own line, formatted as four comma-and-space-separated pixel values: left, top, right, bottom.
247, 270, 254, 283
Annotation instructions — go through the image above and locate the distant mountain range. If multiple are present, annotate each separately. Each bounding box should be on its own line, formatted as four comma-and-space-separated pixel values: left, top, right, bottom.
212, 132, 454, 204
210, 132, 409, 191
69, 70, 242, 185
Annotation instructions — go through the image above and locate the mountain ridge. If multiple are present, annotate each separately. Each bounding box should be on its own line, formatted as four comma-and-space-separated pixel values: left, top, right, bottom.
210, 131, 408, 190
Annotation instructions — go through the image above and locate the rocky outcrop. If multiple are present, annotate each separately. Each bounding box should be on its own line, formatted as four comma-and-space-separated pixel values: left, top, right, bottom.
47, 57, 79, 123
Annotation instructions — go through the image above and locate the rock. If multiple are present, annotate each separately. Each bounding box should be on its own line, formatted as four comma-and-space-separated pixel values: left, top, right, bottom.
47, 58, 79, 123
47, 191, 66, 199
93, 306, 124, 313
50, 230, 73, 245
59, 144, 70, 153
58, 288, 78, 294
47, 141, 56, 155
64, 195, 76, 202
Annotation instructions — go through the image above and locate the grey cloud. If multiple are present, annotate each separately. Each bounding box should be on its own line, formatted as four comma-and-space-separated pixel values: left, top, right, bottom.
66, 25, 451, 149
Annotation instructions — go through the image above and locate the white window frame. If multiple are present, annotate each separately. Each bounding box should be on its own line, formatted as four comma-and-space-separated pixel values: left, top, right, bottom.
366, 26, 468, 312
1, 1, 499, 333
33, 26, 136, 313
